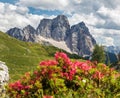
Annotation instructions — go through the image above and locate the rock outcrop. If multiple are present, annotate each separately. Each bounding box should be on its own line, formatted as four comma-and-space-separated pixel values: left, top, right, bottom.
0, 61, 9, 95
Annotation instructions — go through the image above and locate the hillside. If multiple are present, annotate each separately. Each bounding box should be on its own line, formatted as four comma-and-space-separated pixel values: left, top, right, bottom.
0, 31, 80, 81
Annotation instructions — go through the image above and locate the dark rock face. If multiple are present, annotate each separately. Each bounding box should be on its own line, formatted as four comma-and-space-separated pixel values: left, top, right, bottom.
7, 25, 36, 42
6, 27, 24, 41
6, 15, 96, 57
51, 15, 70, 41
36, 15, 70, 41
66, 22, 96, 56
36, 19, 52, 38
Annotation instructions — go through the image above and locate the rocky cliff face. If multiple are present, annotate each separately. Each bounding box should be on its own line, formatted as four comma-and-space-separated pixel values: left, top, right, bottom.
66, 22, 96, 56
37, 19, 52, 38
37, 15, 70, 41
6, 27, 23, 41
6, 15, 96, 57
51, 15, 70, 41
7, 25, 36, 42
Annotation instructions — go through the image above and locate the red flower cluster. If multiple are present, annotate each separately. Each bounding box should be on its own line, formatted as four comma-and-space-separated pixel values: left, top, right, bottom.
55, 52, 93, 80
9, 80, 30, 91
55, 52, 71, 65
74, 61, 92, 71
55, 52, 68, 61
92, 71, 104, 79
40, 60, 58, 66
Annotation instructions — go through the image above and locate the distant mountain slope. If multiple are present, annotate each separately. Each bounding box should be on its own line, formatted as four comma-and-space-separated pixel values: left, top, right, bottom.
0, 31, 80, 81
6, 15, 96, 57
105, 46, 120, 54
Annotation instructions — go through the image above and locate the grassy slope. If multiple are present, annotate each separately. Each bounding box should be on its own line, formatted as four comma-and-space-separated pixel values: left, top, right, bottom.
0, 31, 65, 81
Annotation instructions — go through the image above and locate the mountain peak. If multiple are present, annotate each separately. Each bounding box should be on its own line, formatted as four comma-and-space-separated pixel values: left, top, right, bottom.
37, 15, 70, 41
66, 21, 96, 56
7, 25, 36, 42
79, 21, 85, 26
56, 15, 68, 19
6, 15, 96, 57
53, 15, 69, 24
23, 25, 36, 34
24, 25, 34, 29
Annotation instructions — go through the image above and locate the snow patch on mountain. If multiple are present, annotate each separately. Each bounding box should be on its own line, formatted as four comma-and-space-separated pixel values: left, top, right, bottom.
36, 35, 72, 53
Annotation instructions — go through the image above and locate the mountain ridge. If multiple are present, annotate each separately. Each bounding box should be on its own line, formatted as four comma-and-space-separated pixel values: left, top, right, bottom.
6, 15, 96, 57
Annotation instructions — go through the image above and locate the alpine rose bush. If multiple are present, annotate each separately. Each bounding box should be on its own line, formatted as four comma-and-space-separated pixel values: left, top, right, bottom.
6, 52, 120, 98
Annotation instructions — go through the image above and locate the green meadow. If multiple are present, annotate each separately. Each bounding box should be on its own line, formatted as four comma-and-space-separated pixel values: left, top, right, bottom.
0, 31, 64, 81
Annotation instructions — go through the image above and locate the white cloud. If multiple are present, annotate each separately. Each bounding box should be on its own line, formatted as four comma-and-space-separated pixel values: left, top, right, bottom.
89, 27, 120, 46
95, 2, 120, 30
73, 0, 82, 3
68, 13, 105, 26
0, 2, 5, 14
99, 37, 114, 46
0, 2, 45, 32
18, 0, 70, 11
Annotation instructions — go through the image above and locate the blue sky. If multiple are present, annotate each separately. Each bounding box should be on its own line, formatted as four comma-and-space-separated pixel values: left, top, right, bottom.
28, 7, 63, 15
0, 0, 18, 4
0, 0, 120, 46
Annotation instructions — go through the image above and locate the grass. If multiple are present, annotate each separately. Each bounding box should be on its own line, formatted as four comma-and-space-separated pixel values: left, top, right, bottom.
0, 31, 64, 82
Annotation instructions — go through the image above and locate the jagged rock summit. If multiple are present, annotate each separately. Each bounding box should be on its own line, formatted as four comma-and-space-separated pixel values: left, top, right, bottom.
7, 25, 36, 42
66, 22, 96, 56
37, 15, 70, 41
6, 15, 96, 57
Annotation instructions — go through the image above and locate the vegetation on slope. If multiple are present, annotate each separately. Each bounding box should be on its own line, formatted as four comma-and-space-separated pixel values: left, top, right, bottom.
0, 31, 81, 81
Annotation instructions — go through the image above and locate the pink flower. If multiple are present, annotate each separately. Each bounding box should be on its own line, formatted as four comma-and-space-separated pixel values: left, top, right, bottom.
78, 76, 81, 80
40, 60, 58, 66
9, 80, 30, 91
24, 85, 30, 89
34, 70, 38, 75
9, 80, 23, 91
62, 72, 72, 80
55, 52, 68, 60
92, 71, 104, 79
41, 68, 47, 75
76, 62, 92, 71
55, 52, 71, 64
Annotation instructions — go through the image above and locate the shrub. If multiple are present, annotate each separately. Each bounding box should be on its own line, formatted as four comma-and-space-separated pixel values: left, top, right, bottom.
6, 52, 120, 98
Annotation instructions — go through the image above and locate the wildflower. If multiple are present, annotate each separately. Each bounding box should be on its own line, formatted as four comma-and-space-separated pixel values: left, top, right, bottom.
55, 52, 68, 61
40, 60, 58, 66
78, 76, 81, 80
34, 70, 38, 75
82, 79, 86, 83
55, 52, 71, 64
92, 71, 104, 79
78, 62, 92, 71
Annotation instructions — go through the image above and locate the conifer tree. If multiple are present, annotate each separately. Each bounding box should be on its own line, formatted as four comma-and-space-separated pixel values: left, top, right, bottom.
91, 44, 106, 63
